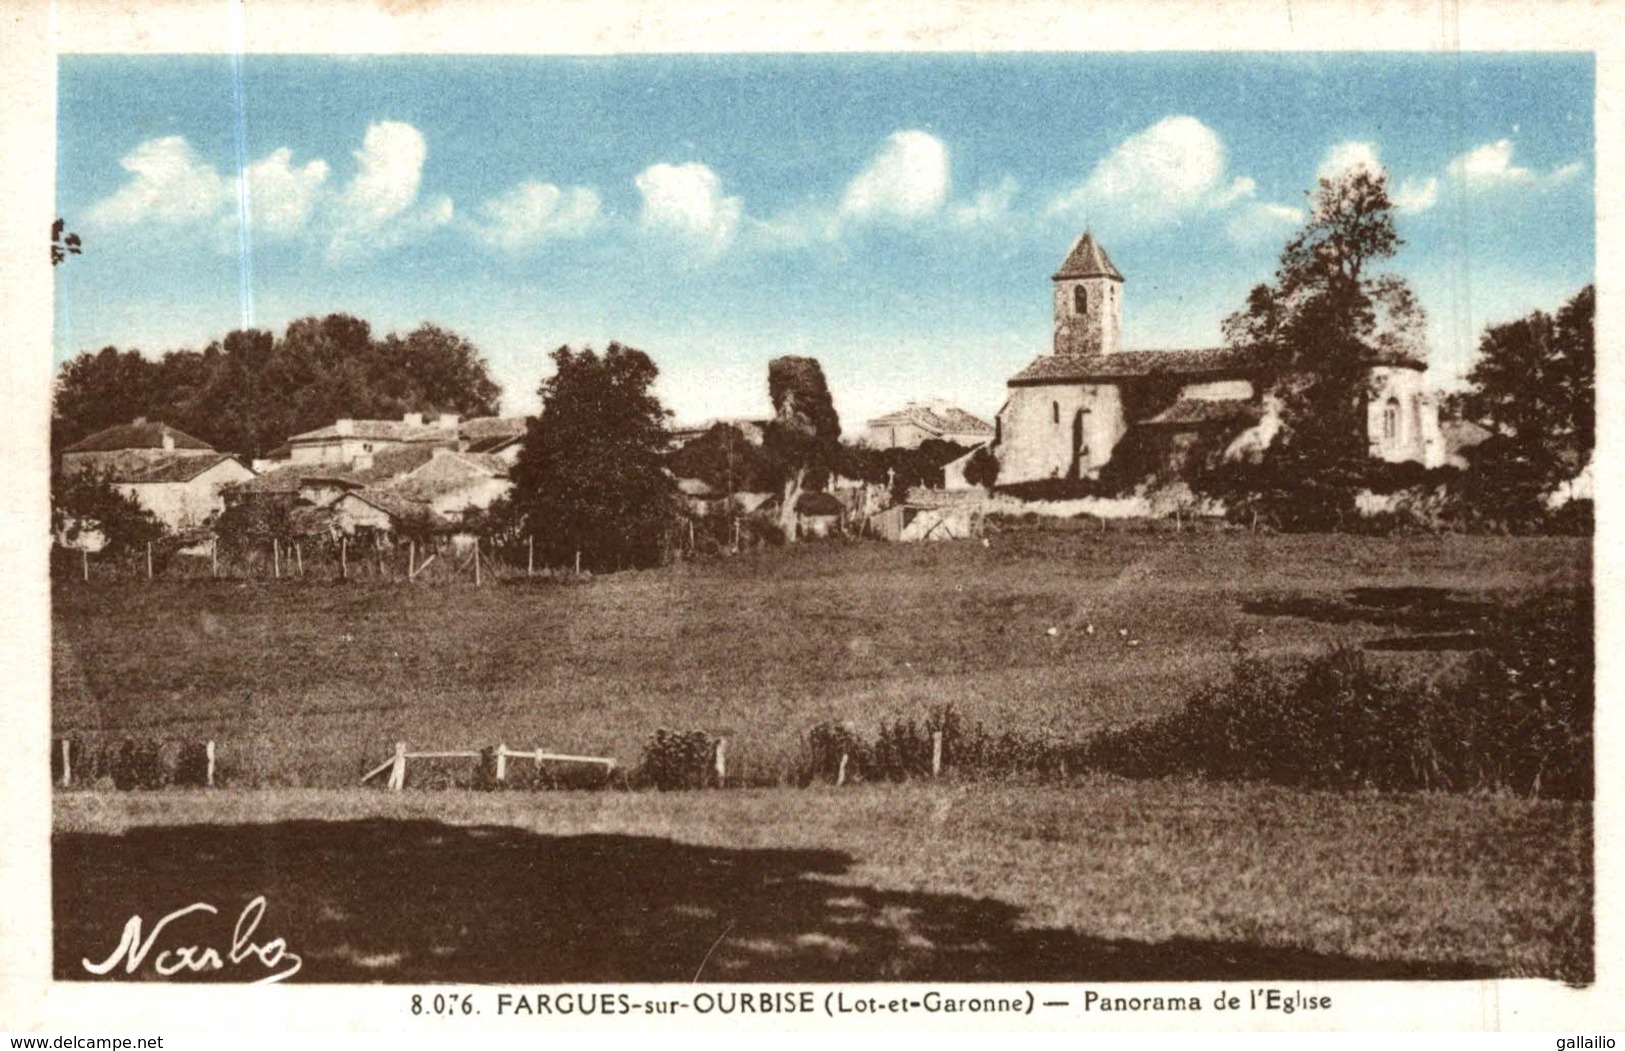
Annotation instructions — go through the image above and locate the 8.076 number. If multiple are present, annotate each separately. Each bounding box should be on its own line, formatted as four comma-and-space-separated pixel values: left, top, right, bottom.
412, 993, 476, 1016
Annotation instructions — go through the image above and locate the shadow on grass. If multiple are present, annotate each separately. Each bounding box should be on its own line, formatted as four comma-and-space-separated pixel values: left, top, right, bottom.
1244, 586, 1499, 652
55, 818, 1489, 983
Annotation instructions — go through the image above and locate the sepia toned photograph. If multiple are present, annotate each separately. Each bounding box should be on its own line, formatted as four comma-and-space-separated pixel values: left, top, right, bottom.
44, 48, 1593, 991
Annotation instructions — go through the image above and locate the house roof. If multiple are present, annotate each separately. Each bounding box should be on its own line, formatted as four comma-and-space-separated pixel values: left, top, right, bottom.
464, 433, 522, 454
1052, 233, 1124, 282
286, 419, 456, 444
1010, 347, 1253, 385
226, 443, 441, 496
459, 416, 529, 442
382, 450, 510, 502
337, 489, 439, 524
795, 491, 846, 516
866, 403, 995, 437
63, 420, 214, 454
1139, 398, 1263, 428
113, 453, 245, 484
1441, 419, 1493, 457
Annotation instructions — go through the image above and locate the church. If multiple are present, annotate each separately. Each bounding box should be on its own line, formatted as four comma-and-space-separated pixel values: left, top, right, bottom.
992, 232, 1445, 486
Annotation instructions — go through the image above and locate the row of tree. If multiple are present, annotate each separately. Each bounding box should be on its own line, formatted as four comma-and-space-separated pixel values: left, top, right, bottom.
52, 314, 503, 461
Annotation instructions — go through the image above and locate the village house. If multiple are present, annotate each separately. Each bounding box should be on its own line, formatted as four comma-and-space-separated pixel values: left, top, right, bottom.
109, 454, 256, 531
283, 412, 462, 467
381, 448, 513, 522
862, 401, 994, 450
993, 231, 1446, 486
457, 416, 529, 462
60, 418, 220, 478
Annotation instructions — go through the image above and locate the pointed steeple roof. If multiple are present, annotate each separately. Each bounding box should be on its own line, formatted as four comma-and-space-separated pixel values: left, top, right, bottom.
1052, 231, 1124, 282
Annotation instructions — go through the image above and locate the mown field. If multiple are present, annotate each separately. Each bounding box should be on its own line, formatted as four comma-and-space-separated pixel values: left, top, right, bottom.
51, 529, 1593, 982
52, 529, 1590, 786
54, 781, 1590, 982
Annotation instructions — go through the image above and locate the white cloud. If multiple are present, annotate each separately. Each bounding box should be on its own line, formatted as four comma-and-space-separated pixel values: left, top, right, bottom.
1447, 139, 1535, 185
1317, 141, 1384, 182
1392, 176, 1439, 214
244, 148, 329, 236
947, 176, 1018, 228
88, 136, 231, 227
1551, 161, 1586, 184
839, 129, 950, 222
634, 162, 743, 257
1050, 116, 1235, 227
1227, 201, 1305, 243
470, 180, 601, 253
326, 121, 452, 262
1317, 141, 1439, 214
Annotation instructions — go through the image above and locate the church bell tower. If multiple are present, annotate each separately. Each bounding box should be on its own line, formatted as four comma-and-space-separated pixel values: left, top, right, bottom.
1052, 231, 1124, 357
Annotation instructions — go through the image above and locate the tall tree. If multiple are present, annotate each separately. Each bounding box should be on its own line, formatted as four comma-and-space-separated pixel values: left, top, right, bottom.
1207, 167, 1426, 528
1462, 284, 1594, 463
510, 343, 676, 571
1453, 285, 1595, 528
764, 356, 841, 541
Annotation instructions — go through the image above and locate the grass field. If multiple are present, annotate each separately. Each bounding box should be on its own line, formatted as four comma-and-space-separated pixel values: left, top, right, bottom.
52, 529, 1590, 786
50, 530, 1593, 983
53, 782, 1591, 983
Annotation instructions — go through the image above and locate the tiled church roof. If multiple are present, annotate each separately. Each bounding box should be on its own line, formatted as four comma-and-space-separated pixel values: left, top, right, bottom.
1052, 233, 1124, 282
1009, 347, 1255, 385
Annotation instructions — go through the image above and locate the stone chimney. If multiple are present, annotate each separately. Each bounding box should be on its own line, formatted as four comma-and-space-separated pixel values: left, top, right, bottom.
437, 412, 460, 431
402, 412, 424, 427
162, 434, 175, 451
133, 416, 147, 426
335, 418, 355, 437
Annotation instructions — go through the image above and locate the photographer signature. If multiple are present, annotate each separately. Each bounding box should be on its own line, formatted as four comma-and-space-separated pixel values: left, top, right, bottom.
82, 895, 302, 983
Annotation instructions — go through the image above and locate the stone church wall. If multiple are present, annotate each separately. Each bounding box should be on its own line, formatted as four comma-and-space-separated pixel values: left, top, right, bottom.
996, 383, 1127, 484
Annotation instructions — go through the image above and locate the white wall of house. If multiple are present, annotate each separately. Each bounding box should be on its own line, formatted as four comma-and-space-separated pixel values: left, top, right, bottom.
116, 459, 255, 530
330, 496, 397, 534
429, 476, 512, 518
290, 437, 401, 466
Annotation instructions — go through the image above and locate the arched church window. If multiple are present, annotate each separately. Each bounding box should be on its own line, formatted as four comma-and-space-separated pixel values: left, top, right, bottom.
1383, 398, 1400, 440
1052, 401, 1061, 425
1074, 286, 1088, 315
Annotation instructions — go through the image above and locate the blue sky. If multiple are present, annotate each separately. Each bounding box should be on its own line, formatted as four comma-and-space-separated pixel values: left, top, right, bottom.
55, 53, 1593, 429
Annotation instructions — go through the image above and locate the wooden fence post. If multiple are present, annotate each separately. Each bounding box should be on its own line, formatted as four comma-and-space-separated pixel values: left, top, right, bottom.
296, 543, 304, 577
146, 541, 153, 580
837, 752, 849, 787
388, 741, 406, 791
932, 731, 943, 779
714, 737, 728, 788
81, 548, 89, 583
341, 537, 348, 580
59, 738, 70, 788
211, 539, 218, 578
474, 538, 482, 587
206, 740, 216, 788
409, 541, 416, 579
527, 536, 534, 577
495, 742, 507, 783
273, 538, 281, 579
575, 550, 581, 575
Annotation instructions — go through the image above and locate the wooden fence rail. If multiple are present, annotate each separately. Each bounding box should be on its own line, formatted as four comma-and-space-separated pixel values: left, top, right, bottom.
361, 741, 618, 791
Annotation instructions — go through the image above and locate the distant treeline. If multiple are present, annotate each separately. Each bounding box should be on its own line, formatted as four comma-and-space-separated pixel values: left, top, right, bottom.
52, 313, 503, 461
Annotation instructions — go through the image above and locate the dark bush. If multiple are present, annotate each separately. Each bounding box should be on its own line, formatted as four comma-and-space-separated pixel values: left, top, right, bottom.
1079, 594, 1591, 798
111, 739, 167, 790
637, 728, 718, 790
173, 742, 212, 787
805, 721, 870, 784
